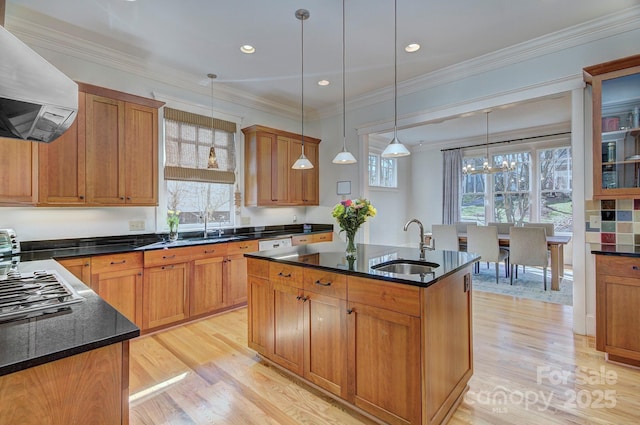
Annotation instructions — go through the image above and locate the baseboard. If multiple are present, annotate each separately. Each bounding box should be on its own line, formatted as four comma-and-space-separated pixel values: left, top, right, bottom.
585, 314, 596, 336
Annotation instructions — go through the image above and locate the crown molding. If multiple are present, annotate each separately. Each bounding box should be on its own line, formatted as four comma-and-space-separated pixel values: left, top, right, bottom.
5, 14, 302, 121
317, 5, 640, 120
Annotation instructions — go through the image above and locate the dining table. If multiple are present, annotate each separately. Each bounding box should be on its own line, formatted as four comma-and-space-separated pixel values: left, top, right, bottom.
454, 233, 571, 291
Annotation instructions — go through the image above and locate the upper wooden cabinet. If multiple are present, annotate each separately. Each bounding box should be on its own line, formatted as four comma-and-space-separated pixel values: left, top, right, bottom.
242, 125, 320, 206
584, 54, 640, 199
0, 137, 38, 205
36, 83, 164, 206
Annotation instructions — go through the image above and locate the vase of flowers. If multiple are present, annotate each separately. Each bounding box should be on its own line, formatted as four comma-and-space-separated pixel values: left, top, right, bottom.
332, 198, 376, 258
167, 210, 180, 241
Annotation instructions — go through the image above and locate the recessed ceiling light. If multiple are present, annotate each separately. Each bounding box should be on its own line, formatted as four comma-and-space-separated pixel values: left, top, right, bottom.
405, 43, 420, 53
240, 45, 255, 54
318, 80, 330, 86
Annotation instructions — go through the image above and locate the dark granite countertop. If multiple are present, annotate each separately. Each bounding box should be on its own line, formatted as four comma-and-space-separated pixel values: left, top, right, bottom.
590, 244, 640, 257
17, 223, 334, 261
0, 259, 140, 377
246, 241, 480, 287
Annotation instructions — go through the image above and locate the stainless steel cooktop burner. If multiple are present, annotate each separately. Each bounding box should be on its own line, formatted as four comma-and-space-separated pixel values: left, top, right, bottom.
0, 270, 84, 322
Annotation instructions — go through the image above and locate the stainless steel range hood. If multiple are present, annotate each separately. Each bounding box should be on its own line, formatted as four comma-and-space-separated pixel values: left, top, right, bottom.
0, 25, 78, 143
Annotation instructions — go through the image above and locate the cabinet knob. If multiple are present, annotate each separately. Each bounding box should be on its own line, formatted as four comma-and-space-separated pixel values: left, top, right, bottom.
79, 195, 85, 200
346, 308, 354, 315
119, 197, 125, 200
126, 196, 131, 201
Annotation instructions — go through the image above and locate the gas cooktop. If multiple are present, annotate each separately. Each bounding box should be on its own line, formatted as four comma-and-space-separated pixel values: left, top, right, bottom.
0, 270, 84, 323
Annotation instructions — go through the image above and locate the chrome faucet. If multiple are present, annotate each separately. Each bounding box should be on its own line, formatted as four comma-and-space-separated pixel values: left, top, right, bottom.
404, 218, 426, 260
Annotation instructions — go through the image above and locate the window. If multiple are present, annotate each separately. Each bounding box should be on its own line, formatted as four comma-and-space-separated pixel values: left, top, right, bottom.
461, 145, 572, 233
368, 152, 398, 188
539, 147, 572, 232
164, 108, 237, 228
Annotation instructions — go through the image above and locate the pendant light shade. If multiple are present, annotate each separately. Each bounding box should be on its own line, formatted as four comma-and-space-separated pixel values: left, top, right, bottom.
292, 9, 314, 170
381, 0, 410, 158
332, 0, 357, 165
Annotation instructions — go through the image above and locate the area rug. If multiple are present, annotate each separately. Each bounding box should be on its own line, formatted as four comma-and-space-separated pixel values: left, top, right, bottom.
470, 263, 573, 306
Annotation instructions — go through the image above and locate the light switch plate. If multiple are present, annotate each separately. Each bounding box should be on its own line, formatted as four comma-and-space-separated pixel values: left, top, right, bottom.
589, 215, 601, 229
129, 220, 145, 231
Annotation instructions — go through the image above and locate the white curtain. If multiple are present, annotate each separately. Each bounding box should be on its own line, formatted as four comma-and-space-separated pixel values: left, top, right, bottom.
442, 149, 462, 224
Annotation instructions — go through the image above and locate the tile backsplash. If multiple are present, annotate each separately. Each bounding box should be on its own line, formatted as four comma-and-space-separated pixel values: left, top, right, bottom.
585, 199, 640, 245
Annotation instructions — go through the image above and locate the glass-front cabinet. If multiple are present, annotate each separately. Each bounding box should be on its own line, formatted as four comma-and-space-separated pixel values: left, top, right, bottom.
584, 55, 640, 199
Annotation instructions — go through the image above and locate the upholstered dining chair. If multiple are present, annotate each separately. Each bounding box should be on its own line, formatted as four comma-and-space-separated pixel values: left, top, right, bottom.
455, 221, 476, 234
466, 225, 509, 283
509, 226, 549, 290
524, 222, 555, 236
431, 224, 460, 251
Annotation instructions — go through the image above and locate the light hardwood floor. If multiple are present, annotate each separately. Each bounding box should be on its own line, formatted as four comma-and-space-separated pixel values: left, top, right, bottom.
129, 291, 640, 425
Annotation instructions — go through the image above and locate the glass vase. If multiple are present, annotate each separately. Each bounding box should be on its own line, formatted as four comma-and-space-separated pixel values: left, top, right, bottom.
168, 224, 179, 242
346, 231, 357, 258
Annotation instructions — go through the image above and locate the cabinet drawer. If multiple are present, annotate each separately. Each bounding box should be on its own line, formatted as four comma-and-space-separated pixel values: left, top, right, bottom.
269, 263, 303, 288
312, 232, 333, 243
596, 255, 640, 279
91, 252, 143, 273
292, 234, 313, 245
227, 239, 259, 255
348, 276, 420, 317
248, 258, 269, 277
144, 245, 209, 267
304, 268, 346, 299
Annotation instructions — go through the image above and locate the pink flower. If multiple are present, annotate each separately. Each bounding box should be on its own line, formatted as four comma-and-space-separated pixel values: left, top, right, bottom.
343, 199, 352, 207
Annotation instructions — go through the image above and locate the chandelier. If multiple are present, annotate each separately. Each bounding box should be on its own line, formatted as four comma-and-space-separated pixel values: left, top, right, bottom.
462, 111, 516, 175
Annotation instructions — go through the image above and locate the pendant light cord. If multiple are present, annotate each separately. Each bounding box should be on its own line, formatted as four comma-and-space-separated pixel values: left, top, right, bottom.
393, 0, 398, 140
301, 13, 305, 154
342, 0, 346, 144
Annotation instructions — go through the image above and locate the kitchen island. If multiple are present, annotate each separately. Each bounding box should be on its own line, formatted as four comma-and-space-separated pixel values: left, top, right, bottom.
245, 242, 479, 425
0, 259, 139, 425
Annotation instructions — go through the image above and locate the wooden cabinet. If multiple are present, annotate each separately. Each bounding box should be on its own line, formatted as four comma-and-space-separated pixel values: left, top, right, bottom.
242, 125, 320, 206
91, 252, 144, 327
191, 255, 226, 317
84, 84, 161, 205
247, 257, 473, 425
225, 240, 259, 306
292, 231, 333, 246
595, 254, 640, 367
584, 54, 640, 199
58, 256, 91, 286
38, 93, 86, 205
0, 137, 38, 205
143, 261, 189, 330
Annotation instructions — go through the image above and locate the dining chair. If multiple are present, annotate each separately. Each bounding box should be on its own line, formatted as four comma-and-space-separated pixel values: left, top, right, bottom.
509, 226, 549, 290
524, 222, 555, 236
431, 224, 460, 251
488, 222, 515, 235
466, 225, 509, 283
455, 221, 477, 234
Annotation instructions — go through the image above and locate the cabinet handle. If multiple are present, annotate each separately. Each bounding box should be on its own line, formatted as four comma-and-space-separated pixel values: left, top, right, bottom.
163, 254, 176, 259
296, 295, 303, 300
84, 263, 90, 267
346, 308, 354, 315
161, 265, 174, 270
120, 196, 125, 200
314, 280, 332, 287
126, 196, 131, 200
296, 295, 308, 302
110, 260, 126, 265
204, 250, 216, 254
278, 272, 292, 278
633, 266, 639, 270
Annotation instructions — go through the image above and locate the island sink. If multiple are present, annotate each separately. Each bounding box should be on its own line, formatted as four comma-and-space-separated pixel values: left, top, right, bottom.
372, 259, 439, 275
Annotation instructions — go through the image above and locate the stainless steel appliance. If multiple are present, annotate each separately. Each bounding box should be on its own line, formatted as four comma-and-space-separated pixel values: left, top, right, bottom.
0, 228, 20, 256
258, 237, 293, 251
0, 270, 84, 322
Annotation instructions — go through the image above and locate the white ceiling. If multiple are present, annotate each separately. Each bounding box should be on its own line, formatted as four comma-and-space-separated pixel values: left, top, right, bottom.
5, 0, 640, 145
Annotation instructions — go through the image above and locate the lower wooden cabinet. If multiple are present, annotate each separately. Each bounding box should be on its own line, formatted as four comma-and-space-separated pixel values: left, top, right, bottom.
225, 253, 249, 306
596, 254, 640, 366
247, 257, 473, 425
91, 252, 144, 327
58, 257, 92, 286
143, 262, 189, 330
190, 256, 226, 316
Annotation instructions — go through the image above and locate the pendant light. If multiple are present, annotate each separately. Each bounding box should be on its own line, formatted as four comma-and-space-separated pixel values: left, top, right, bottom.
207, 73, 219, 169
462, 111, 516, 175
332, 0, 357, 165
381, 0, 410, 158
292, 9, 314, 170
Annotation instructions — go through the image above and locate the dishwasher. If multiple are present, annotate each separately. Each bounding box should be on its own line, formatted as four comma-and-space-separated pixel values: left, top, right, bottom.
258, 237, 292, 251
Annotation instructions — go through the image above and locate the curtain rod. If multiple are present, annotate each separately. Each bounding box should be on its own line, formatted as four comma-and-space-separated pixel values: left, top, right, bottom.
440, 131, 571, 152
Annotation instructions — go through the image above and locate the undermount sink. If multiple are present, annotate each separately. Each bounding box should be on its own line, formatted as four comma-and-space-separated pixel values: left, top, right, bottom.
371, 259, 440, 275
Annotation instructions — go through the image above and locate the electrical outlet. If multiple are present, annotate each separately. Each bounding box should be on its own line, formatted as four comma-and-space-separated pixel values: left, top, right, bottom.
589, 215, 601, 229
241, 216, 251, 225
293, 215, 297, 223
129, 220, 145, 231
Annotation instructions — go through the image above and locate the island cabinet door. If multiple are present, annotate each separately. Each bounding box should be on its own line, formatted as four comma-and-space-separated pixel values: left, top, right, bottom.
303, 292, 348, 398
247, 274, 273, 356
271, 282, 305, 375
347, 301, 421, 425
